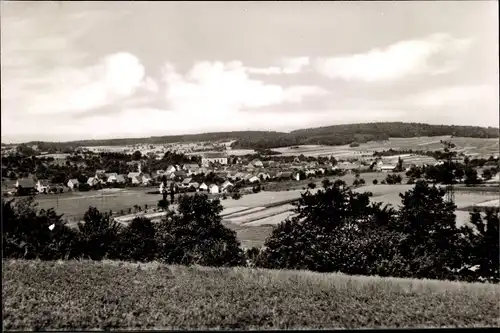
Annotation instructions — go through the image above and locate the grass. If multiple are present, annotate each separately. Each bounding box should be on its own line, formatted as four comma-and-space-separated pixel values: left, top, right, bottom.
3, 260, 500, 330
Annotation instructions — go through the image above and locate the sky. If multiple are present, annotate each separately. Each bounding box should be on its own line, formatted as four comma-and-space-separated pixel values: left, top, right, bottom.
1, 1, 498, 143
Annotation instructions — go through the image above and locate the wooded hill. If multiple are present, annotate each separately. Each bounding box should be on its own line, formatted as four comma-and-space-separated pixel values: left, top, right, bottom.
11, 122, 499, 151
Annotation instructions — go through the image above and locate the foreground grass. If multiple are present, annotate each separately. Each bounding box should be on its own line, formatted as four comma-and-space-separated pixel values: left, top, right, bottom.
3, 260, 500, 330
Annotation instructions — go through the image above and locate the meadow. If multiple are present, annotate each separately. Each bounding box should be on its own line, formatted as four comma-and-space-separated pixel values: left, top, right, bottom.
3, 260, 499, 330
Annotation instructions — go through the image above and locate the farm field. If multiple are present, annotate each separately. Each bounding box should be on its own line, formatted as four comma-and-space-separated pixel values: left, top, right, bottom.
272, 136, 499, 158
4, 260, 499, 330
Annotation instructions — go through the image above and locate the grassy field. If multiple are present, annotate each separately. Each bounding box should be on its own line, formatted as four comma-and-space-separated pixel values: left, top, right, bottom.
273, 136, 499, 158
3, 260, 499, 330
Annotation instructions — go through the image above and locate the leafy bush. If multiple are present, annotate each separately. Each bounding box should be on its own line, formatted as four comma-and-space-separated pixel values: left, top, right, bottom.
231, 191, 242, 200
372, 179, 378, 185
2, 197, 78, 260
385, 174, 402, 184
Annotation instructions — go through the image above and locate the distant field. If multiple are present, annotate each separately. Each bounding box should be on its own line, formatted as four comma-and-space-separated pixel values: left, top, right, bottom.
273, 136, 499, 158
4, 260, 499, 330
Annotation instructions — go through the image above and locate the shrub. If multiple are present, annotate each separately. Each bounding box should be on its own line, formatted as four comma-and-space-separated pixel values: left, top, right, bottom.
307, 182, 316, 189
2, 197, 78, 260
373, 179, 378, 185
231, 191, 242, 200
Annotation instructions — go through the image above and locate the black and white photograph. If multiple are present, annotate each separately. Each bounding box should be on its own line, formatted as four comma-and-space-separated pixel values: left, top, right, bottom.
1, 0, 499, 330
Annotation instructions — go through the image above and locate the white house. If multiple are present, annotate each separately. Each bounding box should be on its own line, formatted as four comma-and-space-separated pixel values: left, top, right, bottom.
252, 159, 264, 167
209, 184, 219, 194
202, 153, 228, 166
67, 179, 79, 190
37, 180, 51, 193
199, 183, 208, 191
106, 173, 119, 183
377, 165, 396, 172
165, 165, 177, 174
87, 177, 100, 187
221, 180, 233, 192
141, 173, 153, 185
248, 176, 260, 183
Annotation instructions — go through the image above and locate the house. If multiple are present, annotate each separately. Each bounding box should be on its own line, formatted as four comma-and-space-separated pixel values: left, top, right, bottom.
257, 172, 270, 181
377, 164, 397, 172
106, 173, 119, 183
183, 163, 200, 173
248, 176, 260, 183
246, 163, 255, 172
15, 178, 36, 193
95, 170, 106, 178
182, 177, 193, 187
221, 180, 233, 192
279, 171, 293, 180
252, 159, 264, 167
115, 175, 126, 184
199, 183, 208, 191
165, 165, 177, 174
67, 179, 79, 190
189, 182, 200, 190
173, 170, 188, 180
87, 177, 100, 187
37, 179, 51, 193
209, 184, 219, 194
202, 153, 228, 166
141, 173, 153, 185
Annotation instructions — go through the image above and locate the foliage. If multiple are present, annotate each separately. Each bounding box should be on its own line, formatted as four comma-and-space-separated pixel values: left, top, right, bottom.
372, 179, 378, 185
2, 197, 78, 260
76, 207, 121, 260
115, 217, 158, 262
385, 174, 402, 184
155, 193, 245, 267
231, 191, 242, 200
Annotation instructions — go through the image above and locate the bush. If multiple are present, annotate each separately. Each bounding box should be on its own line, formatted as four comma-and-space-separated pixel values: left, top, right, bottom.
2, 197, 78, 260
307, 182, 316, 189
373, 179, 378, 185
231, 191, 242, 200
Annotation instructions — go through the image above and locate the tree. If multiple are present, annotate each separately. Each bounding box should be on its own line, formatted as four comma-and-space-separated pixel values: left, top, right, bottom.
76, 207, 121, 260
116, 217, 157, 262
372, 179, 378, 185
155, 193, 245, 267
482, 168, 493, 181
464, 166, 480, 185
459, 208, 499, 282
393, 180, 463, 280
132, 151, 142, 161
158, 198, 169, 211
307, 182, 316, 189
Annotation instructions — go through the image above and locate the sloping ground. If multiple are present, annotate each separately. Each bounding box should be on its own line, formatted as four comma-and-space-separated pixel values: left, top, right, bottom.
3, 260, 499, 330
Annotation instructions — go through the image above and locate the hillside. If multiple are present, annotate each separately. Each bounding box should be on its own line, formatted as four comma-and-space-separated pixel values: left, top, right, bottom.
3, 260, 500, 330
7, 122, 499, 151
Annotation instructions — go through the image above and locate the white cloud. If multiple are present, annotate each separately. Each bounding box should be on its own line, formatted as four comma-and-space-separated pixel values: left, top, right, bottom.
22, 52, 152, 115
316, 33, 472, 82
162, 60, 327, 115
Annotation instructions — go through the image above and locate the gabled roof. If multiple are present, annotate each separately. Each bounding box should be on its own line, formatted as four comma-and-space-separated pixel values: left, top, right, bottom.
17, 178, 36, 188
182, 177, 192, 184
115, 175, 126, 182
68, 179, 79, 184
128, 172, 141, 178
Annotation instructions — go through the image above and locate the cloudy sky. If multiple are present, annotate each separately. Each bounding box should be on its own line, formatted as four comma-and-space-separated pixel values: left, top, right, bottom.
1, 1, 498, 143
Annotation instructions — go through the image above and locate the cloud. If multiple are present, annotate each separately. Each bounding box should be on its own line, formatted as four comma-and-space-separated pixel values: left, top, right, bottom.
21, 52, 154, 115
316, 33, 472, 82
246, 56, 311, 75
161, 60, 327, 114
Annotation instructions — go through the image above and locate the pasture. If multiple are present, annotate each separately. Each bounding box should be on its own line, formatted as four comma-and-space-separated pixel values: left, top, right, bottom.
272, 136, 499, 158
4, 260, 499, 330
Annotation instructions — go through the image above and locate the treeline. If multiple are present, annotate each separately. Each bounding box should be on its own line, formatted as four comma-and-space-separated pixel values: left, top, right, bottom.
232, 123, 499, 149
7, 122, 498, 151
3, 180, 498, 283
